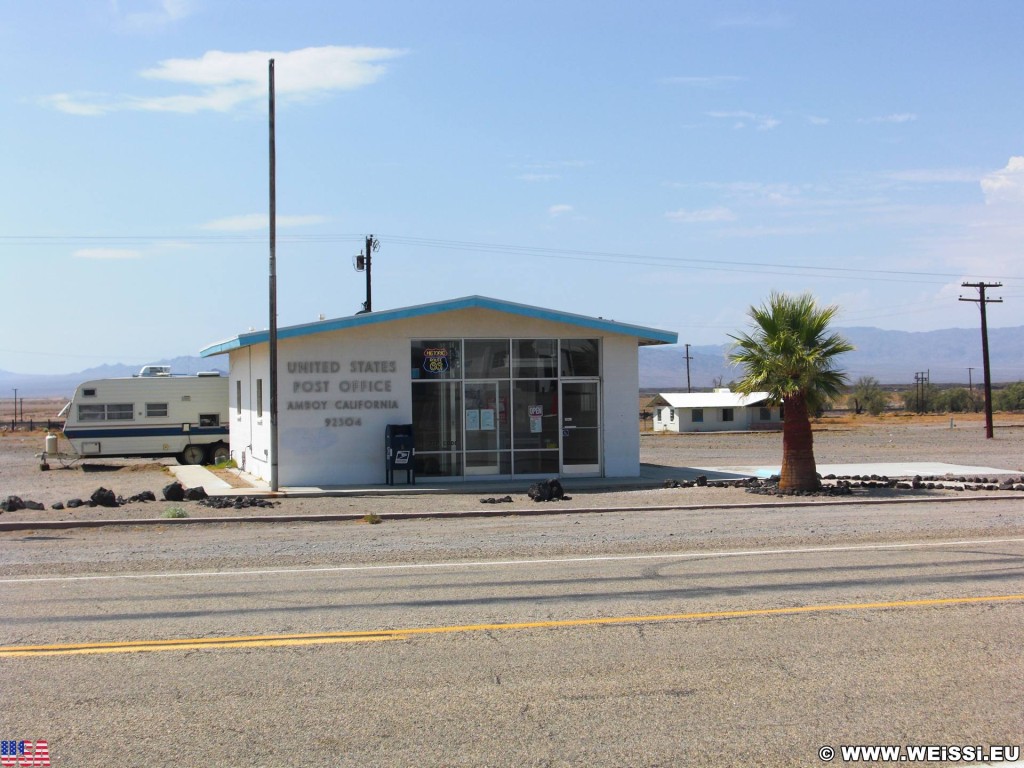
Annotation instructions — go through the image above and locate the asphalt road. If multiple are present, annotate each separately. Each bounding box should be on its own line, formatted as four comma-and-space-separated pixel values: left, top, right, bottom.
2, 507, 1023, 767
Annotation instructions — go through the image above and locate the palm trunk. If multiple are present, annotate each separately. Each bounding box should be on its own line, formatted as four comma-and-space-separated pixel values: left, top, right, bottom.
779, 392, 820, 491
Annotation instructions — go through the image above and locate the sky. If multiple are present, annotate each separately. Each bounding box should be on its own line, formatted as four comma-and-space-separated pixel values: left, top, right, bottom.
3, 0, 1024, 375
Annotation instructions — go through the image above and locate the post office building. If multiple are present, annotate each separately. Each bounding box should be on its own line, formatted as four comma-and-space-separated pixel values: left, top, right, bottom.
201, 296, 677, 487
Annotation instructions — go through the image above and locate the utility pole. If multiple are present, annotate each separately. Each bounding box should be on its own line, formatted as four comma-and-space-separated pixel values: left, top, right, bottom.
268, 59, 279, 491
960, 282, 1002, 439
683, 343, 693, 393
11, 388, 17, 424
914, 371, 929, 413
354, 235, 379, 313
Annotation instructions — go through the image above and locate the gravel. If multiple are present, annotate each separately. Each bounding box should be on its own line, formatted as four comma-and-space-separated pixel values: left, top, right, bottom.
1, 414, 1023, 526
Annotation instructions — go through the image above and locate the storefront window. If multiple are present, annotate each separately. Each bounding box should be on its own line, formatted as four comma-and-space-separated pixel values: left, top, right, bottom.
560, 339, 600, 377
410, 336, 600, 479
464, 339, 510, 379
411, 340, 461, 380
512, 379, 559, 449
513, 339, 557, 379
411, 381, 462, 477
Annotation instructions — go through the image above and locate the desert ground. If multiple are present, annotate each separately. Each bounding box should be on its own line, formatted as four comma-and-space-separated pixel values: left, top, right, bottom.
2, 400, 1023, 525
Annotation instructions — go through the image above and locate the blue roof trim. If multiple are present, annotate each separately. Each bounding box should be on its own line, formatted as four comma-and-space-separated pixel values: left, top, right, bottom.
200, 295, 677, 357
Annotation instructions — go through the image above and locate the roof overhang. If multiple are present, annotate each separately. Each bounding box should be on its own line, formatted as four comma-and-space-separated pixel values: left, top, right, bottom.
201, 295, 678, 357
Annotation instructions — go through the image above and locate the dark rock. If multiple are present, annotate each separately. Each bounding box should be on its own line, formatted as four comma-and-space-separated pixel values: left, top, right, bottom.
51, 502, 65, 510
197, 496, 279, 510
1, 496, 26, 512
24, 500, 45, 511
527, 478, 566, 502
162, 482, 186, 502
66, 498, 83, 508
695, 475, 708, 487
184, 486, 209, 501
89, 487, 118, 508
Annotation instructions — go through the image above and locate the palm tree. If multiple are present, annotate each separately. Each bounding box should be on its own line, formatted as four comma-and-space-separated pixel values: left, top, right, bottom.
728, 292, 854, 491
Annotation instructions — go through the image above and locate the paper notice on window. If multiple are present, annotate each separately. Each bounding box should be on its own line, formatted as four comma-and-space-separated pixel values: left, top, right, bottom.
480, 408, 495, 430
466, 409, 480, 431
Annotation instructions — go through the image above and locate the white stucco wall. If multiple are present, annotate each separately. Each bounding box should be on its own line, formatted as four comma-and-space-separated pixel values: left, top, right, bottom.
601, 334, 640, 476
223, 306, 646, 486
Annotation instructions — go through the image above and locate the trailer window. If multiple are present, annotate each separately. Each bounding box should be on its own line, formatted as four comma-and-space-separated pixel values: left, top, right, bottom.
146, 403, 168, 418
78, 404, 106, 421
78, 403, 133, 421
199, 414, 220, 427
106, 404, 134, 420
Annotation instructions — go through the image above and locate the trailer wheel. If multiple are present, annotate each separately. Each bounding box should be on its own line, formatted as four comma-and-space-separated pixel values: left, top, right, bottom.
178, 444, 206, 465
208, 443, 230, 465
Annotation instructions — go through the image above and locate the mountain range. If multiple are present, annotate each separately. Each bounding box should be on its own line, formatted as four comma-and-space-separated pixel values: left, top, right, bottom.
640, 326, 1024, 391
2, 326, 1022, 398
0, 357, 228, 399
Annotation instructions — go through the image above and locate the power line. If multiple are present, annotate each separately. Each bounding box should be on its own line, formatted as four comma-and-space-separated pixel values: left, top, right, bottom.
3, 232, 1022, 286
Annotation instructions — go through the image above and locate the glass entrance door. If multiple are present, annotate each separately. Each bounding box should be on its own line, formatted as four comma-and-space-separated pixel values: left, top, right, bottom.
464, 381, 510, 475
561, 381, 600, 475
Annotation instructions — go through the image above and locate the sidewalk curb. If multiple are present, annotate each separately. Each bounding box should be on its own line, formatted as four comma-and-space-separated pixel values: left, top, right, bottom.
3, 493, 1023, 532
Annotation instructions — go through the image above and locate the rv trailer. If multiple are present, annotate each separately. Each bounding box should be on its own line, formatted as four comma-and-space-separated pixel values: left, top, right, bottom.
59, 369, 230, 465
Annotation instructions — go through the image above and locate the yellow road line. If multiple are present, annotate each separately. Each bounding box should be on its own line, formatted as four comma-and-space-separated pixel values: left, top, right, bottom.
3, 593, 1022, 658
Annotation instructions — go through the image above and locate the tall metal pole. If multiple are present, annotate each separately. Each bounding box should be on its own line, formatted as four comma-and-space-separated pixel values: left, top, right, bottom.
683, 344, 692, 393
268, 59, 279, 491
12, 389, 17, 423
960, 282, 1002, 439
364, 234, 373, 313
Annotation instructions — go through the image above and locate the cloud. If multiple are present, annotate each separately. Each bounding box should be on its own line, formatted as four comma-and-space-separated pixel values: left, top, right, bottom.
806, 115, 830, 126
859, 113, 918, 124
714, 13, 788, 28
980, 156, 1024, 205
521, 160, 591, 170
887, 168, 981, 184
42, 45, 407, 115
111, 0, 194, 32
548, 204, 574, 218
709, 181, 802, 206
707, 110, 780, 131
665, 207, 737, 223
74, 248, 143, 259
662, 75, 744, 88
202, 213, 329, 231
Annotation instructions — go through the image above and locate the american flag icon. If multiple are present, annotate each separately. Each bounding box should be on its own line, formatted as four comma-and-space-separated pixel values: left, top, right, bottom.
0, 741, 50, 767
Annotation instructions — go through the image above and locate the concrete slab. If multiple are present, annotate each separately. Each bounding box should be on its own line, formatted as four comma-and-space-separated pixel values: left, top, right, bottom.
700, 462, 1020, 479
167, 465, 235, 494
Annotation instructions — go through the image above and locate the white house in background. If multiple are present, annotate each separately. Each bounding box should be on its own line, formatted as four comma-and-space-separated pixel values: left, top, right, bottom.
650, 389, 782, 433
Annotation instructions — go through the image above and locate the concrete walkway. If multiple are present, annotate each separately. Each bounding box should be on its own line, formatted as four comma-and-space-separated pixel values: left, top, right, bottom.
167, 459, 1021, 499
